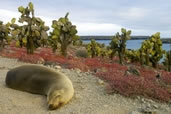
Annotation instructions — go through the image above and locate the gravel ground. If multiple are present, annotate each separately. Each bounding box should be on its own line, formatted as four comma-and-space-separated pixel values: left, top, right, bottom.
0, 56, 170, 114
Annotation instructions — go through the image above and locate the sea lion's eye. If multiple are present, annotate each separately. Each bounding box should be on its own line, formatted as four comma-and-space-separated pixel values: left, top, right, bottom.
54, 95, 60, 99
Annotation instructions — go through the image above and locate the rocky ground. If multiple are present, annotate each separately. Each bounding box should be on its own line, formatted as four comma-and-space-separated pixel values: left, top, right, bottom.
0, 56, 170, 114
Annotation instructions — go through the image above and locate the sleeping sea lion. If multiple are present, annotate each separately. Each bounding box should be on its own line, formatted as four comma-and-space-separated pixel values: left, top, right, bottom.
5, 65, 74, 110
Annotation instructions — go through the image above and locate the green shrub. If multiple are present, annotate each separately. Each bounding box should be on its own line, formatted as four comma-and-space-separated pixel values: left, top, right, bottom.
76, 48, 88, 58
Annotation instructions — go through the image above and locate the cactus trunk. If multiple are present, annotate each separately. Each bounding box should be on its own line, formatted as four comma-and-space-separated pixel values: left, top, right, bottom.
152, 62, 157, 68
168, 64, 171, 72
92, 51, 96, 58
61, 44, 67, 57
119, 52, 123, 64
0, 40, 4, 51
145, 51, 150, 66
140, 51, 144, 65
145, 55, 150, 66
27, 37, 34, 54
110, 51, 115, 60
167, 50, 171, 72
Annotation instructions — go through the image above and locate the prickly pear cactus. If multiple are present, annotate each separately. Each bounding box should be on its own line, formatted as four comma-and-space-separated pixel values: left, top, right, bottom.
109, 34, 119, 59
149, 32, 165, 68
11, 2, 49, 54
110, 28, 131, 64
125, 49, 140, 63
140, 39, 153, 66
72, 35, 80, 46
86, 39, 100, 57
0, 21, 11, 50
163, 49, 171, 72
100, 47, 108, 58
50, 12, 79, 56
140, 32, 165, 68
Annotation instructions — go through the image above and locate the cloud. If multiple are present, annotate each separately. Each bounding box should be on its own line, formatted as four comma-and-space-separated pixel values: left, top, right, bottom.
0, 9, 20, 23
0, 0, 171, 37
118, 7, 148, 20
73, 22, 123, 35
0, 8, 124, 36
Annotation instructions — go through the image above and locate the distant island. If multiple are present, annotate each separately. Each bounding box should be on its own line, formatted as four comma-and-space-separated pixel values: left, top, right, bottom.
80, 36, 171, 44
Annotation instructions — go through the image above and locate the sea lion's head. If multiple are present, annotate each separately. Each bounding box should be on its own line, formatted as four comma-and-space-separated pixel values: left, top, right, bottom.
47, 89, 65, 110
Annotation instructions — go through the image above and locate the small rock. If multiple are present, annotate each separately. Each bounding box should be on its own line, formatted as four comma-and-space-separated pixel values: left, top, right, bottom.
37, 58, 45, 64
75, 68, 81, 74
97, 79, 104, 85
156, 74, 161, 79
46, 65, 51, 68
130, 111, 141, 114
125, 70, 131, 76
146, 103, 152, 108
70, 112, 77, 114
44, 61, 56, 66
77, 73, 82, 77
103, 104, 108, 108
152, 104, 159, 109
141, 98, 146, 103
54, 65, 61, 69
141, 108, 157, 114
93, 68, 98, 73
136, 96, 141, 100
147, 99, 155, 104
125, 66, 140, 76
75, 93, 82, 99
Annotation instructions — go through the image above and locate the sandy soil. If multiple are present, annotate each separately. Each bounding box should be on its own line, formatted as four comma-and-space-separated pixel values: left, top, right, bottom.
0, 56, 170, 114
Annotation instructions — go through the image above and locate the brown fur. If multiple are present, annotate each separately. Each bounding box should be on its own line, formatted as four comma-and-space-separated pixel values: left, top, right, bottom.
5, 65, 74, 110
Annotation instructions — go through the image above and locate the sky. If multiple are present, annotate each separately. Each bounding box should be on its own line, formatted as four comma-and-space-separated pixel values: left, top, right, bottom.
0, 0, 171, 37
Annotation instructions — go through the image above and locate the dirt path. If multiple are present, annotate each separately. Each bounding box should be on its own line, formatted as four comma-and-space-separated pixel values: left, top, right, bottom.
0, 57, 170, 114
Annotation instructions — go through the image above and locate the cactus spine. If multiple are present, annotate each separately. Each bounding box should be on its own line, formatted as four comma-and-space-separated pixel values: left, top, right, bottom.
50, 12, 79, 56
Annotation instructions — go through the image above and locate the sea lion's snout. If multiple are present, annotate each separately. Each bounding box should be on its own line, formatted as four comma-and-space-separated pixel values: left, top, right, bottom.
48, 104, 56, 110
48, 102, 63, 110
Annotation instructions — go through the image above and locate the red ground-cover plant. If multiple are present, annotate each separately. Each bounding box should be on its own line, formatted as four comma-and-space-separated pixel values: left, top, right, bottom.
67, 58, 89, 71
97, 70, 170, 102
18, 53, 44, 63
83, 58, 104, 70
0, 45, 170, 102
160, 71, 171, 85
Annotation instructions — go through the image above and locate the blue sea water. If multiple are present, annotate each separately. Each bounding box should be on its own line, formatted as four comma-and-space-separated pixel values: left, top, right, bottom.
83, 40, 171, 51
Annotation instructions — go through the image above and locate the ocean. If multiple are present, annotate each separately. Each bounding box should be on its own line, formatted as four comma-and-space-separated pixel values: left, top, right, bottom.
83, 40, 171, 51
